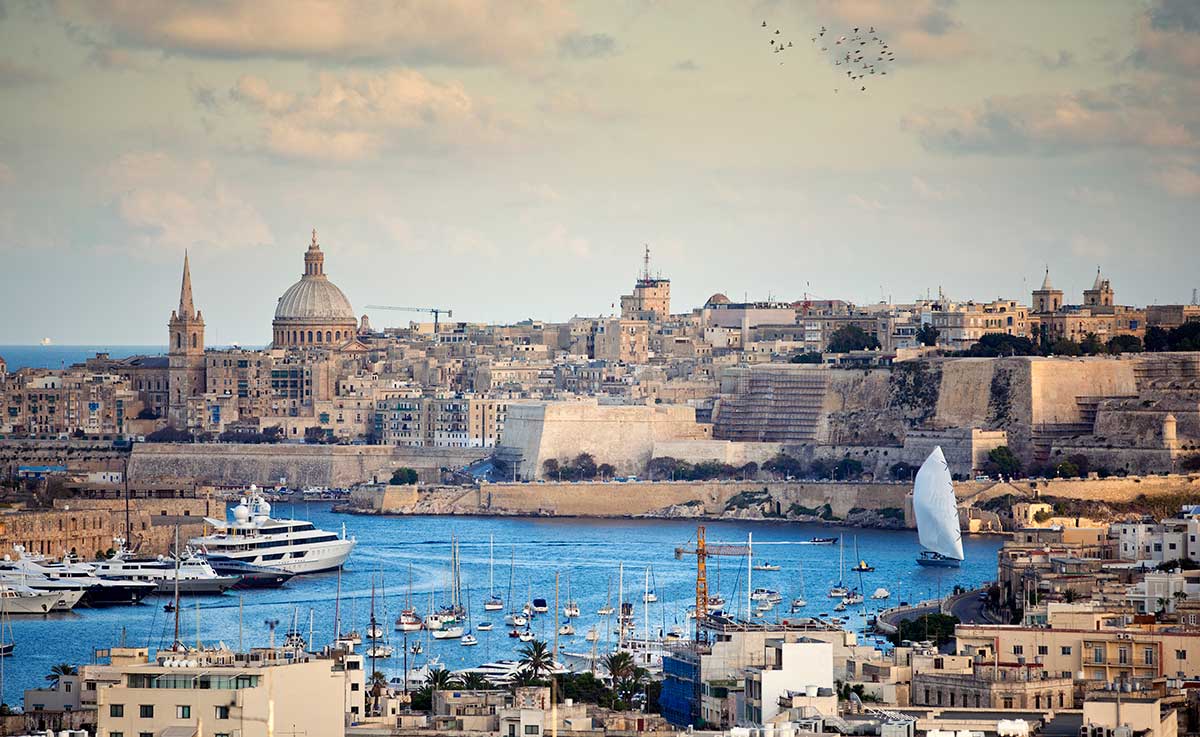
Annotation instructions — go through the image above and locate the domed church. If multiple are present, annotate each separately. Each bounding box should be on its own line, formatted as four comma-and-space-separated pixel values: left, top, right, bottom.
271, 230, 358, 348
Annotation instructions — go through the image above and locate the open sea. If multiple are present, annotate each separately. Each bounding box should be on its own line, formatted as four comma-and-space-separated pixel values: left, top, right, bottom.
0, 345, 263, 371
0, 505, 1002, 706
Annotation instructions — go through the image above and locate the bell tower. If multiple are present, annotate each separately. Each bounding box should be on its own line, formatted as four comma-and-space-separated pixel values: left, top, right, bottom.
168, 252, 206, 428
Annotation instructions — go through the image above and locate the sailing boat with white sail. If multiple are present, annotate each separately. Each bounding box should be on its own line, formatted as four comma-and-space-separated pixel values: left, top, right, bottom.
563, 570, 580, 618
913, 446, 964, 568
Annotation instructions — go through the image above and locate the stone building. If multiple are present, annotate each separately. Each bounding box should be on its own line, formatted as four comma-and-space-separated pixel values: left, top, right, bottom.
911, 662, 1074, 711
620, 246, 671, 322
167, 252, 206, 428
1031, 268, 1146, 343
272, 229, 358, 349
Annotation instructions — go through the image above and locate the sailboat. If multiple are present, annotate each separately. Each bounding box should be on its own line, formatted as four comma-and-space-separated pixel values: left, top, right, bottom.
790, 561, 807, 610
367, 579, 385, 641
484, 535, 503, 612
395, 564, 423, 632
598, 572, 615, 615
461, 584, 478, 647
827, 536, 848, 598
913, 447, 964, 568
503, 548, 528, 627
642, 566, 658, 602
563, 570, 580, 618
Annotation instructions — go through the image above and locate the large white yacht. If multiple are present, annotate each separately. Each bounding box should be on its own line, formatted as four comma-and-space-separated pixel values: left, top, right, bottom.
189, 487, 355, 575
92, 542, 236, 595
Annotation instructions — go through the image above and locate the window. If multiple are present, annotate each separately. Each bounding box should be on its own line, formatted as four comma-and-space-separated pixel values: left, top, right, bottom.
1177, 649, 1187, 660
141, 733, 154, 737
1093, 646, 1104, 663
1145, 647, 1155, 665
111, 733, 124, 737
1061, 646, 1072, 656
351, 682, 360, 691
525, 727, 540, 735
139, 705, 154, 718
110, 704, 124, 717
1012, 645, 1024, 655
1038, 645, 1048, 655
176, 705, 191, 718
215, 705, 230, 719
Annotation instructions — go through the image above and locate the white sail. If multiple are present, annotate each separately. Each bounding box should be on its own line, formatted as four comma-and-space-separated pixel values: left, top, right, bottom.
913, 447, 964, 560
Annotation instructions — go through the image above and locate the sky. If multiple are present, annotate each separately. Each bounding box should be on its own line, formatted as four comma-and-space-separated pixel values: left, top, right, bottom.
0, 0, 1198, 345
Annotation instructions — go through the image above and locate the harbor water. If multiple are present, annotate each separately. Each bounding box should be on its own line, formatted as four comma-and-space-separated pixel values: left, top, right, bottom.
0, 505, 1002, 705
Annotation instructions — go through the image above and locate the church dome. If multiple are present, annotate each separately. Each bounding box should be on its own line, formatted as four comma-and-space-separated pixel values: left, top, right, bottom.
273, 230, 355, 323
275, 276, 355, 321
706, 293, 731, 306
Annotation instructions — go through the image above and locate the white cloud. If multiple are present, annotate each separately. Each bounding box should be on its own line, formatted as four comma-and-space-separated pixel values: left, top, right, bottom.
56, 0, 575, 67
1066, 186, 1117, 206
229, 71, 501, 162
911, 175, 954, 202
102, 152, 273, 255
1153, 163, 1200, 198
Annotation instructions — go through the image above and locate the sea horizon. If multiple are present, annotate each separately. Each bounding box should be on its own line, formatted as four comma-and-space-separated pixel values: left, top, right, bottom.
0, 344, 263, 371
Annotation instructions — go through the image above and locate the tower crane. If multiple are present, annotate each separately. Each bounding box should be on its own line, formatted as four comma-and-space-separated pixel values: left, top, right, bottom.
364, 305, 453, 333
675, 525, 751, 640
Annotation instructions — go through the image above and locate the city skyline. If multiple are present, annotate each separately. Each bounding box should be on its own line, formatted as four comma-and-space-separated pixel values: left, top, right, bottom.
2, 1, 1199, 343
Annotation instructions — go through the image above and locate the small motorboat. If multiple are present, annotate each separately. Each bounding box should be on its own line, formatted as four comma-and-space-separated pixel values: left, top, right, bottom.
828, 586, 848, 598
842, 591, 864, 606
558, 623, 575, 636
564, 602, 581, 618
532, 598, 549, 613
598, 605, 615, 616
871, 588, 891, 600
504, 612, 528, 627
519, 629, 534, 642
791, 597, 807, 610
834, 602, 847, 612
751, 588, 781, 602
431, 626, 464, 640
461, 634, 478, 647
476, 622, 494, 631
484, 595, 504, 611
508, 629, 522, 638
805, 537, 837, 545
752, 562, 781, 572
366, 644, 394, 658
643, 590, 658, 603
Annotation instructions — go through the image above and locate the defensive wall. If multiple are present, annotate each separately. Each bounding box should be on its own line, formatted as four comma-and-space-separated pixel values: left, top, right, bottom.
128, 443, 488, 487
0, 497, 212, 559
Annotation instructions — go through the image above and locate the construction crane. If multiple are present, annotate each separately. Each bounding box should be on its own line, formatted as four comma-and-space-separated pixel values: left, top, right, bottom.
674, 525, 751, 641
364, 305, 453, 333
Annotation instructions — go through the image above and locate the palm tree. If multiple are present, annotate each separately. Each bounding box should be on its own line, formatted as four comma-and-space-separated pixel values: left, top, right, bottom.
426, 668, 459, 691
460, 672, 491, 690
45, 663, 77, 688
518, 639, 553, 680
603, 651, 635, 682
613, 666, 649, 708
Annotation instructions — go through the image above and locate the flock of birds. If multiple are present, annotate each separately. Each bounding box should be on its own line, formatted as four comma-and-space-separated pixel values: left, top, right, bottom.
761, 20, 897, 93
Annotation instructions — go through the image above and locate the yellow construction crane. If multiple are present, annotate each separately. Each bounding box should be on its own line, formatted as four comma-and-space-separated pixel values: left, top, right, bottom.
674, 525, 750, 640
364, 304, 453, 333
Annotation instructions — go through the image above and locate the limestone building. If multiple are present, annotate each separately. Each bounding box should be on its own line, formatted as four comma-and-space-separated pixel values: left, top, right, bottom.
272, 229, 358, 349
167, 253, 206, 427
1031, 267, 1146, 344
620, 246, 671, 322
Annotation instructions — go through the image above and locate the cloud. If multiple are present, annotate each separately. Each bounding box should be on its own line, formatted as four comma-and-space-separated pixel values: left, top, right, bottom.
558, 32, 617, 59
1069, 233, 1110, 259
87, 45, 147, 70
1066, 186, 1117, 206
813, 0, 973, 62
55, 0, 575, 67
0, 58, 52, 87
910, 175, 954, 202
1153, 163, 1200, 198
674, 59, 699, 72
101, 151, 273, 254
228, 71, 500, 162
1133, 0, 1200, 74
1037, 49, 1075, 70
532, 224, 590, 258
902, 85, 1198, 155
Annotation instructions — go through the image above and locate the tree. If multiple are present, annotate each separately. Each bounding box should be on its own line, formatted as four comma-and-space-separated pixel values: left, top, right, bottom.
1144, 325, 1171, 352
826, 325, 880, 353
1080, 332, 1106, 355
144, 427, 192, 443
985, 446, 1022, 478
603, 651, 636, 682
304, 426, 332, 444
426, 668, 458, 691
762, 453, 805, 479
1168, 322, 1200, 351
1050, 338, 1082, 356
543, 459, 561, 479
889, 462, 917, 480
597, 463, 616, 480
1055, 459, 1080, 478
1067, 454, 1090, 478
390, 467, 419, 485
916, 322, 940, 347
135, 407, 159, 420
967, 333, 1038, 357
1107, 335, 1143, 354
833, 457, 863, 481
459, 672, 491, 690
790, 352, 823, 364
45, 663, 78, 687
571, 453, 598, 480
519, 640, 554, 680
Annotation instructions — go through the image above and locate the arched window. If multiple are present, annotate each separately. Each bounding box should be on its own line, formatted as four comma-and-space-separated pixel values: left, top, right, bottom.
316, 331, 323, 343
191, 333, 197, 349
326, 330, 332, 343
307, 330, 313, 343
335, 331, 341, 341
175, 333, 181, 349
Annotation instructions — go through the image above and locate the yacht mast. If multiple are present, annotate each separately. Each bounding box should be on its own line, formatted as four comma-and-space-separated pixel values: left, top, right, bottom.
173, 525, 181, 649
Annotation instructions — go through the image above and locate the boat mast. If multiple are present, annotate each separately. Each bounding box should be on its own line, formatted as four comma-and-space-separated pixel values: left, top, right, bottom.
617, 562, 624, 648
489, 534, 495, 598
746, 532, 753, 622
334, 566, 342, 641
643, 567, 649, 641
173, 525, 181, 650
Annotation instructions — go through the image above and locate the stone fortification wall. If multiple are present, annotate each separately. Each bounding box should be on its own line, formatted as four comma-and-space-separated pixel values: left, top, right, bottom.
128, 443, 488, 487
651, 439, 784, 466
1027, 358, 1137, 425
0, 439, 128, 475
480, 479, 914, 518
500, 399, 710, 480
0, 498, 211, 559
932, 359, 995, 429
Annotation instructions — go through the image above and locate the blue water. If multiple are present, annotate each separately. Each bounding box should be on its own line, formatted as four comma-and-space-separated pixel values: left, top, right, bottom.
0, 506, 1001, 705
0, 346, 166, 371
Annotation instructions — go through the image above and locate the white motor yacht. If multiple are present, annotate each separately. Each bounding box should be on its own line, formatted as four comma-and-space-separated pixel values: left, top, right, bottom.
190, 487, 355, 574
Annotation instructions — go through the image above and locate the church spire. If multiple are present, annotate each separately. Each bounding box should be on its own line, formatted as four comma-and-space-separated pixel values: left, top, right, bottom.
178, 250, 195, 319
304, 228, 325, 277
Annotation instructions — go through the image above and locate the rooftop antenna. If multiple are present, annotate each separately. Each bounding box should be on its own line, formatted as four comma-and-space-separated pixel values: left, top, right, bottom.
641, 244, 651, 281
1192, 288, 1198, 306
